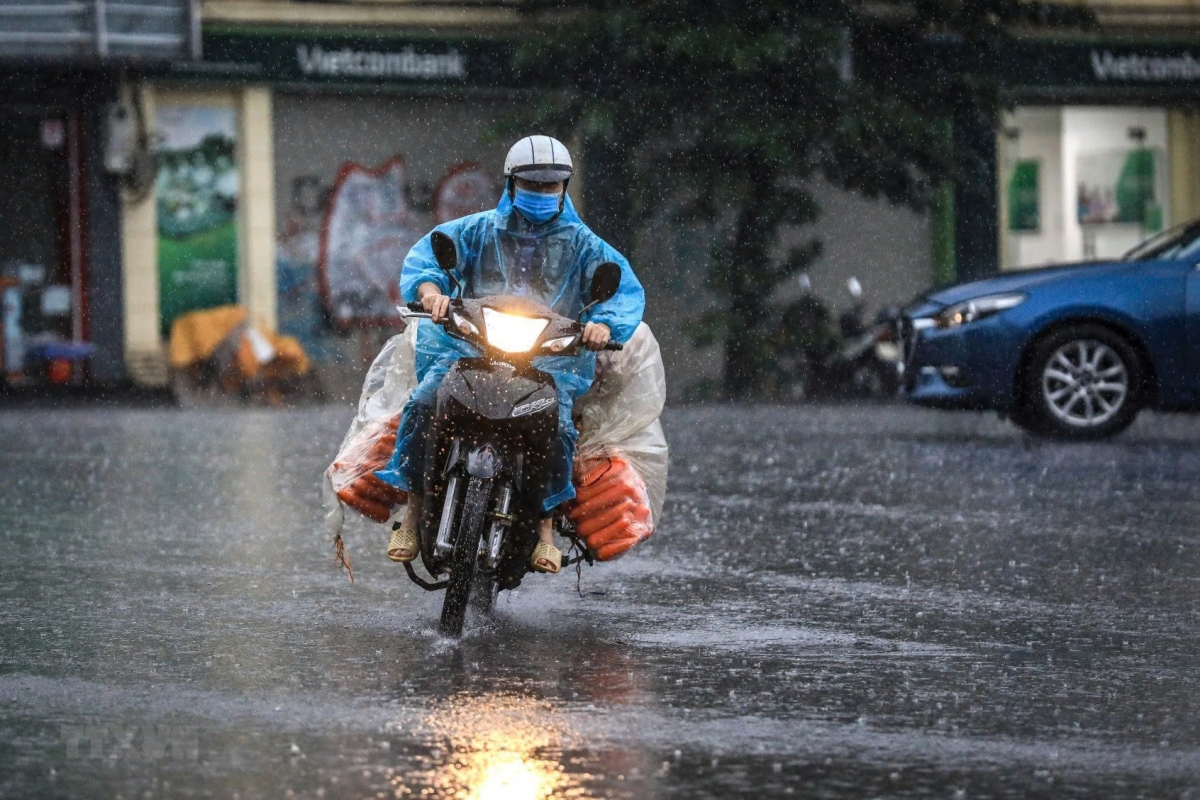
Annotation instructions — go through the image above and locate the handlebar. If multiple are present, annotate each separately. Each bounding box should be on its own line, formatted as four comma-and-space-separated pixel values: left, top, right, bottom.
401, 300, 623, 351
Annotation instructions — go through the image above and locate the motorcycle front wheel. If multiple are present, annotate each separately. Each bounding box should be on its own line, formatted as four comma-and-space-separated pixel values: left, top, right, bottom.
438, 477, 492, 636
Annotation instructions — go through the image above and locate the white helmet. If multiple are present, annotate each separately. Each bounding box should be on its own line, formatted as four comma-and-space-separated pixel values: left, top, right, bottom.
504, 135, 573, 183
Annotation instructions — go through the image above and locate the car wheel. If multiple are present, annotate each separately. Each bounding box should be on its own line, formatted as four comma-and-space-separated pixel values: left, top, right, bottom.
1016, 324, 1143, 440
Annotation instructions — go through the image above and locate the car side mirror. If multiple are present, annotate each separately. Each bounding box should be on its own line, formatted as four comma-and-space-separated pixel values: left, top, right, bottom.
431, 231, 457, 273
589, 262, 621, 306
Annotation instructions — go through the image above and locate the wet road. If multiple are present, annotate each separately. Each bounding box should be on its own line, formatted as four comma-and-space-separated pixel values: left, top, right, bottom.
2, 405, 1200, 798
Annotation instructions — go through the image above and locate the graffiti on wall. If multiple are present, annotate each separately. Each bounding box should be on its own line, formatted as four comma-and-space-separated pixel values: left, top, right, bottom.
276, 157, 495, 356
434, 163, 493, 224
319, 156, 421, 327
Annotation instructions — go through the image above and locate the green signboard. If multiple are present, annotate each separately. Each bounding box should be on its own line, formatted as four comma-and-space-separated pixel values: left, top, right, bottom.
1116, 149, 1161, 229
1007, 159, 1040, 233
891, 39, 1200, 95
157, 30, 524, 88
155, 105, 239, 336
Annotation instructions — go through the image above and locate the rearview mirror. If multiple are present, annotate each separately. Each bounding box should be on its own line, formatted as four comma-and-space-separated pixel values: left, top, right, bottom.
431, 231, 457, 273
589, 262, 621, 306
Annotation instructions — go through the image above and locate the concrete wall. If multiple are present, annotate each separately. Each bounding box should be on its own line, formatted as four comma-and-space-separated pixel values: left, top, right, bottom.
788, 180, 932, 311
634, 180, 932, 402
273, 94, 521, 201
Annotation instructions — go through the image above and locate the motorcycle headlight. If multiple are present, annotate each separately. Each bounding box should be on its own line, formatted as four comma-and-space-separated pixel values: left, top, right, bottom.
450, 311, 479, 337
541, 334, 578, 353
934, 293, 1026, 329
482, 308, 549, 353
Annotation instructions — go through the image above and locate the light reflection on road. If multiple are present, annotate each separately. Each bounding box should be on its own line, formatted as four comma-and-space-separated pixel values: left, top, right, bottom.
393, 692, 587, 799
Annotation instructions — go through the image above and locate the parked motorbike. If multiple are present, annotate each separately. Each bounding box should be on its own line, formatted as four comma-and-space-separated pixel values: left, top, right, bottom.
779, 277, 903, 400
398, 231, 624, 636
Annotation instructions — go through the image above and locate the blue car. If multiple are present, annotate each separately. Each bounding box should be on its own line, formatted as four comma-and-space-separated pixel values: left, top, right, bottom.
903, 221, 1200, 439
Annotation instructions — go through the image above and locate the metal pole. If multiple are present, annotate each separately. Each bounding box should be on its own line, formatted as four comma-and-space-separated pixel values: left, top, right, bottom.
189, 0, 201, 59
93, 0, 108, 57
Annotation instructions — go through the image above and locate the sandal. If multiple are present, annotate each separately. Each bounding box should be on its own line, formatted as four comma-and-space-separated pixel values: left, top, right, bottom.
529, 541, 562, 574
387, 525, 419, 563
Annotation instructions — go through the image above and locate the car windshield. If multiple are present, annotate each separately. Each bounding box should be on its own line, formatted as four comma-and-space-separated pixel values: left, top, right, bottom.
1122, 219, 1200, 261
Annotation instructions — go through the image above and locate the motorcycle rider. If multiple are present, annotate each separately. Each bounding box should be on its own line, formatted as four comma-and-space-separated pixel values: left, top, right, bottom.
376, 135, 645, 574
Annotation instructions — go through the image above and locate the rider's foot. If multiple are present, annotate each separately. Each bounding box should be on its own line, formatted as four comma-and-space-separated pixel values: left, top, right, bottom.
529, 541, 562, 574
387, 524, 419, 563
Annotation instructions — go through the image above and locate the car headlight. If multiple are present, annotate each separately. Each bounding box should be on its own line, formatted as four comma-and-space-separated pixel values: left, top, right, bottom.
934, 293, 1026, 329
450, 311, 479, 337
482, 307, 549, 353
541, 334, 578, 353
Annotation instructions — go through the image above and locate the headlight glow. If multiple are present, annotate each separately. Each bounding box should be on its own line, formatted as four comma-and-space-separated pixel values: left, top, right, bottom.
451, 311, 479, 337
935, 293, 1026, 329
541, 335, 578, 353
482, 308, 549, 353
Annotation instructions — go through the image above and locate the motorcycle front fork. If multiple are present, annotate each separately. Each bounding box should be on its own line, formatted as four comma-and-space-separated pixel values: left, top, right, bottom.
434, 475, 461, 559
435, 473, 513, 571
483, 483, 513, 570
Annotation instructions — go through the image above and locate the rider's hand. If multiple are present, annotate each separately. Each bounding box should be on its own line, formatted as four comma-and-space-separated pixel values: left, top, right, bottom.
582, 322, 612, 351
421, 291, 450, 323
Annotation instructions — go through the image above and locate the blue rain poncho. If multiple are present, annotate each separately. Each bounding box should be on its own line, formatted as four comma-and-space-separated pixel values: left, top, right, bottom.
376, 190, 645, 511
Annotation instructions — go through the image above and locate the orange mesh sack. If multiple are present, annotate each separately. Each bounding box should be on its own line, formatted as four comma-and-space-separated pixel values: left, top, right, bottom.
324, 325, 419, 535
328, 415, 406, 522
568, 456, 654, 560
570, 323, 669, 560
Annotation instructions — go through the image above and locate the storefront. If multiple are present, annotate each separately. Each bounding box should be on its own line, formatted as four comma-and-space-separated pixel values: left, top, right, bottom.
0, 1, 197, 389
0, 68, 138, 388
992, 39, 1200, 273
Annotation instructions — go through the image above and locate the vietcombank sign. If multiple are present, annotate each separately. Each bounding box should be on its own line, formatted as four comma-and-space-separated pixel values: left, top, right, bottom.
161, 31, 521, 87
296, 44, 466, 80
1090, 50, 1200, 82
996, 40, 1200, 91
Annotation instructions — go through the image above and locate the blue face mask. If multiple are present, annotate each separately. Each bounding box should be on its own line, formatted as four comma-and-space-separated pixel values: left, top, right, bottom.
513, 187, 562, 224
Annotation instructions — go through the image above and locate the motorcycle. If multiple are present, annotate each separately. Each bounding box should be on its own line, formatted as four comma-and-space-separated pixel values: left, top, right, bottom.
397, 231, 624, 636
779, 277, 904, 400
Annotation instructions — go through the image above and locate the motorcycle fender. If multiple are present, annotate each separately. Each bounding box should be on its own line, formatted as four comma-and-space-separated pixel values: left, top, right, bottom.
467, 445, 498, 478
440, 359, 558, 422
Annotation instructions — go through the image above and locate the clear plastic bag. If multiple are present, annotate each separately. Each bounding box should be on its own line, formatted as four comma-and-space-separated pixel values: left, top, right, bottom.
573, 322, 669, 524
323, 324, 419, 539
